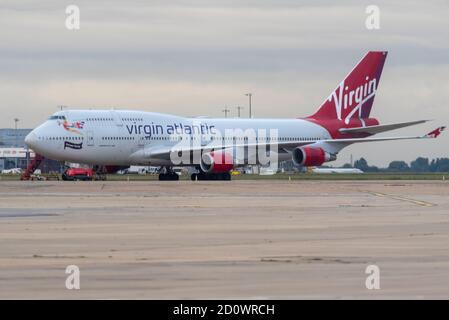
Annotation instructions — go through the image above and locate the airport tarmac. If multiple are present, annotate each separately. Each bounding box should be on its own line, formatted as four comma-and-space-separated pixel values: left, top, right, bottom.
0, 180, 449, 299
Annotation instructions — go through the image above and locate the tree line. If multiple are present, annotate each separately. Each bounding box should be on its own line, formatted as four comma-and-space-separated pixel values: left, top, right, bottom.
342, 157, 449, 172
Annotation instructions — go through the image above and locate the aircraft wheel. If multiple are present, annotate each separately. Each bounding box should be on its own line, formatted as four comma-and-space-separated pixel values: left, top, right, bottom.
159, 173, 179, 181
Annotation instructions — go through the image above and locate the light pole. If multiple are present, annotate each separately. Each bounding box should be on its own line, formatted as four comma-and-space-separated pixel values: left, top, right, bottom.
222, 107, 230, 118
245, 93, 253, 118
14, 118, 19, 147
13, 118, 19, 168
236, 106, 244, 118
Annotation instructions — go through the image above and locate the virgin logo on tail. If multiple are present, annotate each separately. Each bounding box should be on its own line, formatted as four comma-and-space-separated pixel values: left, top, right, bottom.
328, 76, 377, 124
308, 51, 387, 124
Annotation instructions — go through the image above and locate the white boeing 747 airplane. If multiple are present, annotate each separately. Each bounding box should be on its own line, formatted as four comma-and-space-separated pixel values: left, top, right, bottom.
25, 51, 445, 180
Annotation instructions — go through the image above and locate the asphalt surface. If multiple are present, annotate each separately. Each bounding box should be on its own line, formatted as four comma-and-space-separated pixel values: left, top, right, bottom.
0, 180, 448, 299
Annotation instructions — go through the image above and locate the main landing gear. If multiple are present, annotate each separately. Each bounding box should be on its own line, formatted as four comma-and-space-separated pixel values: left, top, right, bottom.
92, 165, 107, 181
158, 167, 180, 181
190, 172, 231, 181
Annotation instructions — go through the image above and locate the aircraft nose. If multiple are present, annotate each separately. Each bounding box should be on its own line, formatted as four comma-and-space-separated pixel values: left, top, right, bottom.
25, 131, 38, 148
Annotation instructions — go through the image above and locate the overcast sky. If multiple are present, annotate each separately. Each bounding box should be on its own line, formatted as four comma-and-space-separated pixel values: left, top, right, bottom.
0, 0, 448, 166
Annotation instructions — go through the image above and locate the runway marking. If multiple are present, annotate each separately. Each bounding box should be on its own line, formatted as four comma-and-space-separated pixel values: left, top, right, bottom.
363, 191, 435, 207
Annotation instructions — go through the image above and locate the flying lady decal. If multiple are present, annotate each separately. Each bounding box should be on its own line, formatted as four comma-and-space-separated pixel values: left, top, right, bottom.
59, 120, 85, 135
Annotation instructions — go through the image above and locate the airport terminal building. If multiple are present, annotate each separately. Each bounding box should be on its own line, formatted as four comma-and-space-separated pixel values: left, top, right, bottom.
0, 128, 30, 148
0, 129, 31, 170
0, 128, 60, 172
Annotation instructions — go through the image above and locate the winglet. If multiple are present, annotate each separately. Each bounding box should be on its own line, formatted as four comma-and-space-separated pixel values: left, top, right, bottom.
424, 126, 446, 138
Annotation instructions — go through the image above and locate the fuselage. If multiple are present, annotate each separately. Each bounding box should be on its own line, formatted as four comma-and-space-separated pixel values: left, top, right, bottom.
25, 109, 332, 166
23, 52, 440, 177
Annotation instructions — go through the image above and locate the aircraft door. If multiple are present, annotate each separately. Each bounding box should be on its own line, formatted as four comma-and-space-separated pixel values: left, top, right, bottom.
110, 110, 123, 128
86, 131, 95, 146
138, 132, 145, 147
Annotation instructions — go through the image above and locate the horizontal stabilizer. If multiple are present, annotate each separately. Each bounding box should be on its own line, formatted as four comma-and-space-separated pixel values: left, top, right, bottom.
424, 126, 446, 138
339, 120, 429, 135
327, 126, 445, 144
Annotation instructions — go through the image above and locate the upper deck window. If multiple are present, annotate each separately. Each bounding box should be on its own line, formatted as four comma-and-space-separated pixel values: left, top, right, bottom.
48, 115, 66, 120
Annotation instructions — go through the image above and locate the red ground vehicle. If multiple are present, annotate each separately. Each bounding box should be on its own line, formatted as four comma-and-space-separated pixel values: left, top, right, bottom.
62, 168, 94, 181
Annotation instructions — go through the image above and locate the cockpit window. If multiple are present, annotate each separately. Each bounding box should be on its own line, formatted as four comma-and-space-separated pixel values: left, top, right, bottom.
48, 115, 66, 120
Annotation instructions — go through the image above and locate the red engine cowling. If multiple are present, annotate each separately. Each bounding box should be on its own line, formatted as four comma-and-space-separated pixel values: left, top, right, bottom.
200, 151, 234, 173
292, 147, 336, 166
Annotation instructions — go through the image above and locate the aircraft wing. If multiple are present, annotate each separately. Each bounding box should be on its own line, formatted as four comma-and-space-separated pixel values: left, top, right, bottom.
146, 140, 316, 160
339, 120, 430, 135
138, 126, 445, 161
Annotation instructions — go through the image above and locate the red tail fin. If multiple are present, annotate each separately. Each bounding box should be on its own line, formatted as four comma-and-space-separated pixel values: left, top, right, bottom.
310, 51, 387, 124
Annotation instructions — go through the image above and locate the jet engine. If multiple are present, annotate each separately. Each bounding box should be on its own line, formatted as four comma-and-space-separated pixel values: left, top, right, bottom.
292, 147, 336, 167
200, 151, 234, 173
